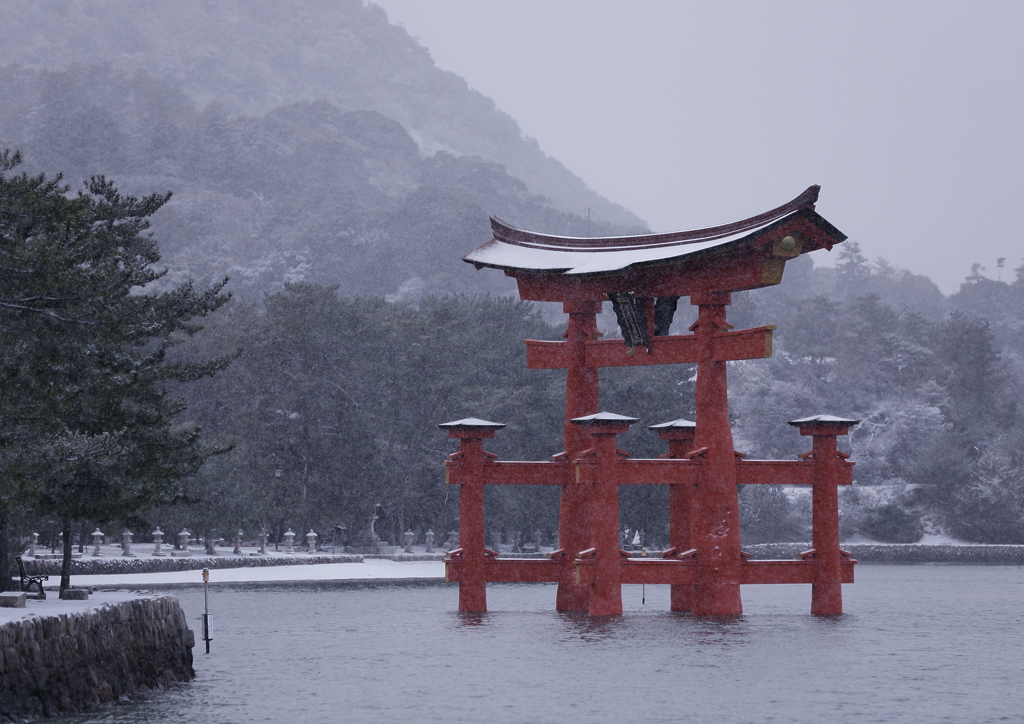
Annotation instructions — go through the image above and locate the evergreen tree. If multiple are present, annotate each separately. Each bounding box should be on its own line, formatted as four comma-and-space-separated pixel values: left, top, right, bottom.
0, 151, 230, 592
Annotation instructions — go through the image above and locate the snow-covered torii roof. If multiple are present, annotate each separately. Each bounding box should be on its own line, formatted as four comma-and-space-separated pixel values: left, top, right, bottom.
463, 186, 847, 301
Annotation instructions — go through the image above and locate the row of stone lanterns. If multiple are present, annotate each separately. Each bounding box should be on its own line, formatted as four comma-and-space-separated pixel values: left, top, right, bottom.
277, 526, 438, 554
77, 528, 264, 558
402, 529, 437, 553
30, 524, 414, 558
280, 528, 320, 554
83, 528, 190, 557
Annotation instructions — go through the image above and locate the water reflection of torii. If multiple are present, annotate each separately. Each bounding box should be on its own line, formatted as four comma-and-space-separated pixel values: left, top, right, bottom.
441, 186, 859, 617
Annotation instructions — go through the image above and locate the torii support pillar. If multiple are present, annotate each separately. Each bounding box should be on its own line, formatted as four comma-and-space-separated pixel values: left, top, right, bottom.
790, 416, 858, 615
438, 418, 506, 612
649, 419, 697, 612
571, 412, 639, 616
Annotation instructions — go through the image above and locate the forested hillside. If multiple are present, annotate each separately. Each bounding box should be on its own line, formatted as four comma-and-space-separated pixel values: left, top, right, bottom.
0, 63, 634, 300
0, 0, 642, 229
729, 246, 1024, 544
1, 1, 1022, 563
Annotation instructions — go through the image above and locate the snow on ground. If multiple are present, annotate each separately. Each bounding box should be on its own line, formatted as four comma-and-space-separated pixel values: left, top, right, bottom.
0, 589, 160, 626
915, 532, 970, 545
840, 531, 981, 546
70, 558, 444, 587
2, 558, 445, 625
23, 542, 445, 586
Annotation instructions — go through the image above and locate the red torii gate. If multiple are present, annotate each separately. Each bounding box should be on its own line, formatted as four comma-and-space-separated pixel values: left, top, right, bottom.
441, 186, 857, 616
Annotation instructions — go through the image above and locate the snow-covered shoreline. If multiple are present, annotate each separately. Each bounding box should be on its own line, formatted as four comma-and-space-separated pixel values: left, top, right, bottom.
23, 551, 365, 577
20, 542, 444, 578
64, 557, 446, 590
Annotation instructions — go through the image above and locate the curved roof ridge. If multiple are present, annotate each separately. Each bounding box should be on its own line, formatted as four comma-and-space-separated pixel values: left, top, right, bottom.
491, 185, 820, 251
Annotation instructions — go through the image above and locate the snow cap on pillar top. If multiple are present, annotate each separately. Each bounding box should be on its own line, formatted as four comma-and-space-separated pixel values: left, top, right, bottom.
788, 415, 859, 434
788, 415, 859, 426
648, 418, 696, 440
439, 417, 505, 440
570, 411, 640, 426
647, 418, 696, 430
438, 418, 506, 430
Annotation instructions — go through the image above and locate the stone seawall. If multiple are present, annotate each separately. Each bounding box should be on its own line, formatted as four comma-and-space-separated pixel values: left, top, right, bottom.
0, 597, 194, 722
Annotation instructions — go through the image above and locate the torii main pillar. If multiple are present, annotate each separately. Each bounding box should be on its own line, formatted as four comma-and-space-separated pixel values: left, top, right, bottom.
689, 291, 743, 614
556, 300, 602, 611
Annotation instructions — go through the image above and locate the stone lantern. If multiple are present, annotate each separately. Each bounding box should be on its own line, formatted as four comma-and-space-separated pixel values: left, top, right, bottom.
283, 528, 296, 553
91, 529, 104, 557
403, 529, 415, 553
306, 529, 318, 554
425, 529, 435, 553
152, 528, 165, 556
121, 530, 136, 557
445, 531, 459, 551
173, 529, 192, 557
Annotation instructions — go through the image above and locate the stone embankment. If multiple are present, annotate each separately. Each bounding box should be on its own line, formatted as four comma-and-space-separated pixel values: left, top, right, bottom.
0, 596, 194, 722
746, 543, 1024, 564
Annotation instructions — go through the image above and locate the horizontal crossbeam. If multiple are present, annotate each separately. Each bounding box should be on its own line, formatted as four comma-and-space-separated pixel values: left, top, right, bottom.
576, 458, 702, 486
573, 557, 855, 586
620, 559, 697, 585
513, 255, 787, 303
447, 456, 853, 487
445, 460, 571, 486
739, 559, 856, 585
445, 558, 563, 583
525, 325, 775, 370
736, 459, 853, 486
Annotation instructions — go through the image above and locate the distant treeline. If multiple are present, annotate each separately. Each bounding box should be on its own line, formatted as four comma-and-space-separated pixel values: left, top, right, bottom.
134, 246, 1024, 549
730, 245, 1024, 544
148, 284, 701, 550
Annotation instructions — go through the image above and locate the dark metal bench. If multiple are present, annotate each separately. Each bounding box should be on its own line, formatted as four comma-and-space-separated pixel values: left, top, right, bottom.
16, 556, 47, 600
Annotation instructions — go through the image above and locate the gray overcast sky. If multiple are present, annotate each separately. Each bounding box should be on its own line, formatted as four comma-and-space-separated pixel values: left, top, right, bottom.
371, 0, 1023, 293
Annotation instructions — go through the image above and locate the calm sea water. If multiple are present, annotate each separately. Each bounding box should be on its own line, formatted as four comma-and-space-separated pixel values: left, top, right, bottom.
65, 565, 1023, 724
